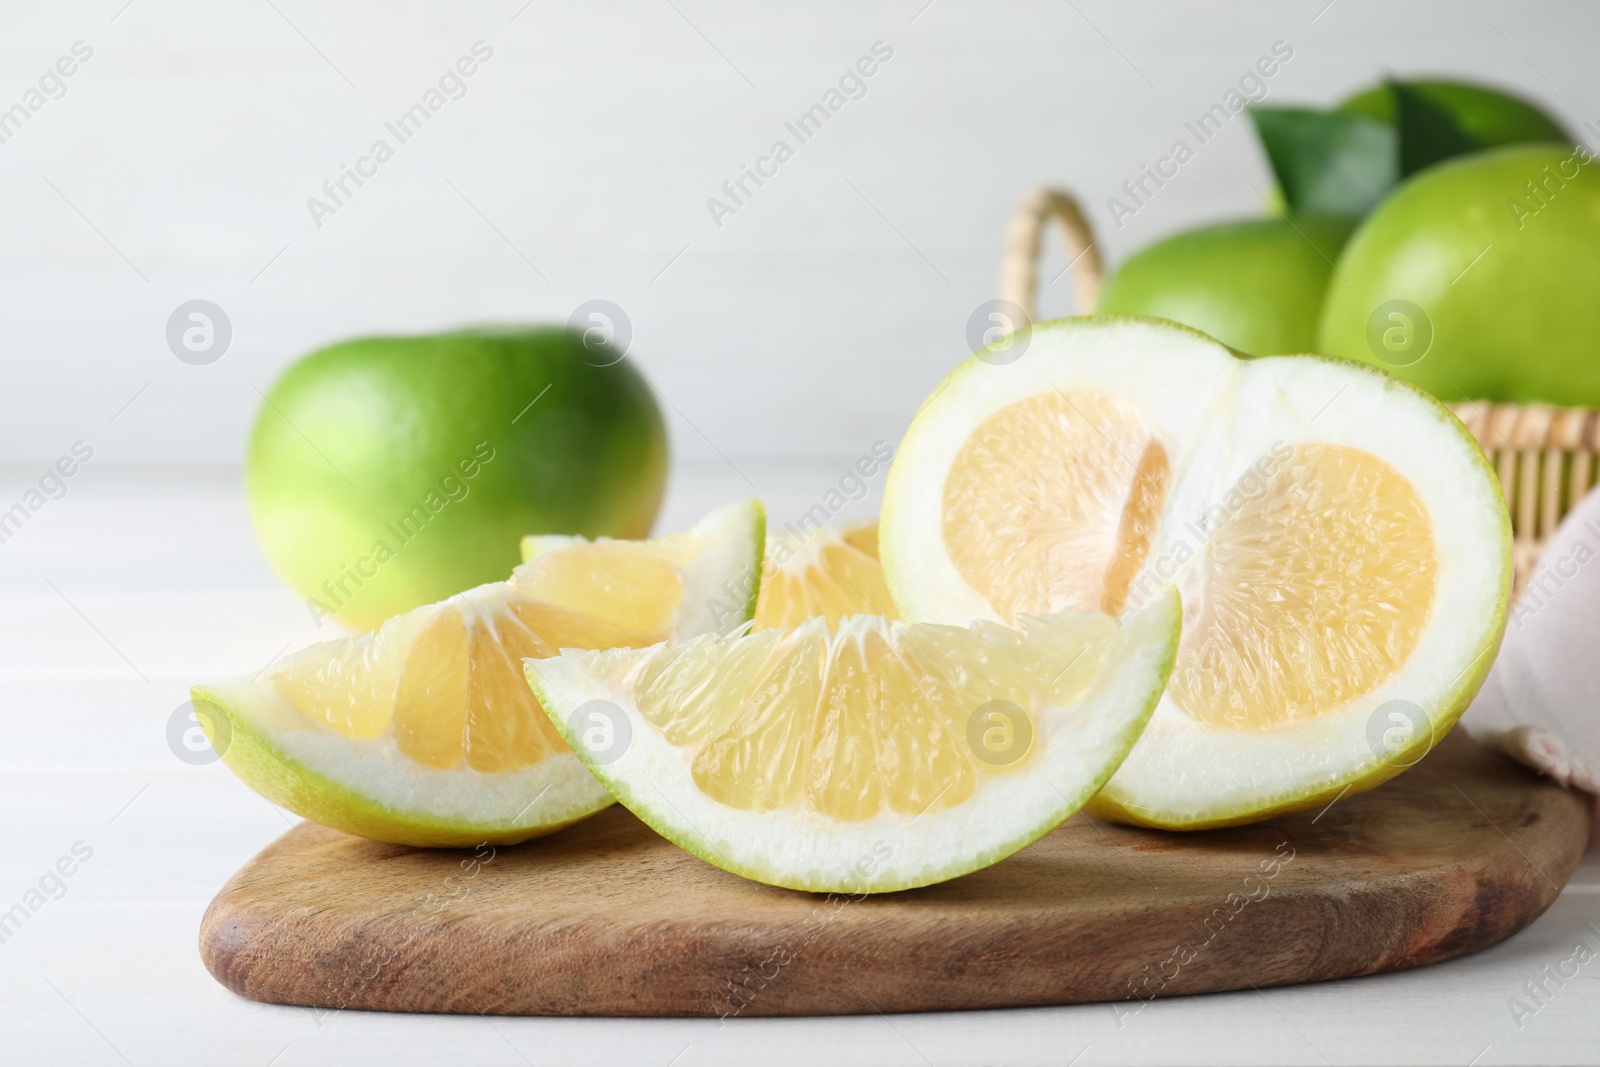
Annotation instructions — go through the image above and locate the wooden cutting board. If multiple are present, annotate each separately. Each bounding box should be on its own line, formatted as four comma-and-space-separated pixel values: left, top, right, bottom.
200, 732, 1591, 1017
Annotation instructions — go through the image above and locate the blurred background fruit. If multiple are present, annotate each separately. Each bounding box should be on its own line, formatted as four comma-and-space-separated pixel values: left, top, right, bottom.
1096, 215, 1356, 355
1319, 144, 1600, 405
1251, 77, 1569, 217
247, 326, 668, 630
1097, 76, 1576, 372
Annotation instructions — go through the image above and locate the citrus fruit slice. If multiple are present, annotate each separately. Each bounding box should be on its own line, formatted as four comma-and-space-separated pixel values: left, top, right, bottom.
192, 501, 765, 847
880, 316, 1511, 829
752, 520, 898, 630
525, 589, 1180, 892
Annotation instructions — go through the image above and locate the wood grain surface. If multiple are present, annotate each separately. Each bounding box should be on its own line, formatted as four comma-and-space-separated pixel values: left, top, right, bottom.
199, 732, 1591, 1017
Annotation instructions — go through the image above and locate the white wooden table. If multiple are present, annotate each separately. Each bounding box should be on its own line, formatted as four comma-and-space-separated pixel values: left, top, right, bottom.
1, 465, 1596, 1067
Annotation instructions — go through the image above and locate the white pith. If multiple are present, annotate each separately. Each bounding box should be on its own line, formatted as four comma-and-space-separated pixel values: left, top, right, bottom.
198, 672, 611, 829
670, 501, 766, 638
880, 318, 1510, 825
200, 500, 765, 834
526, 589, 1180, 893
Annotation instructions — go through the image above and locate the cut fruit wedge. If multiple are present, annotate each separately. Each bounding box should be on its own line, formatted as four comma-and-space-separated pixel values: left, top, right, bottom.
525, 589, 1180, 893
881, 316, 1511, 829
754, 520, 898, 630
192, 501, 765, 847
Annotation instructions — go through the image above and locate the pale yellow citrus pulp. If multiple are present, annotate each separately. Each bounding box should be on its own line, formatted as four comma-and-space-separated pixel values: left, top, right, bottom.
938, 388, 1437, 732
754, 521, 897, 630
194, 500, 764, 846
590, 612, 1113, 821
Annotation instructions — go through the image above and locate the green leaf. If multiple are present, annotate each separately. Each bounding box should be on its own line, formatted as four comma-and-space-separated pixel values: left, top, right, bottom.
1339, 78, 1569, 149
1390, 80, 1491, 176
1248, 106, 1398, 216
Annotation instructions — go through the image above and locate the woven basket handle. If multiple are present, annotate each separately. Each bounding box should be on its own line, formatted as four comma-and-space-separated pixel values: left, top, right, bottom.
999, 186, 1106, 321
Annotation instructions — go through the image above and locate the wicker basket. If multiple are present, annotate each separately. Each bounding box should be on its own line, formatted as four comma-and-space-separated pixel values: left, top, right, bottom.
999, 185, 1600, 594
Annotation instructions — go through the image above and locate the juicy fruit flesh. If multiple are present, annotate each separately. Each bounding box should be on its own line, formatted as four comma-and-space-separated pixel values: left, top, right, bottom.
942, 389, 1170, 621
591, 614, 1116, 822
940, 390, 1440, 731
514, 540, 689, 640
755, 523, 898, 630
274, 593, 661, 773
393, 603, 562, 771
267, 531, 707, 774
1171, 443, 1438, 729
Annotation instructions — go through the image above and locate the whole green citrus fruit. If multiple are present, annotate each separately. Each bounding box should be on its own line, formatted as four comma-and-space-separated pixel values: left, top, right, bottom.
1318, 144, 1600, 405
247, 326, 668, 630
1096, 216, 1356, 355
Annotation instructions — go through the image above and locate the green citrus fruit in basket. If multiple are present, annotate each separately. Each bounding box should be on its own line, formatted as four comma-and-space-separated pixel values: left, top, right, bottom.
1096, 215, 1356, 355
1318, 144, 1600, 406
191, 501, 763, 847
247, 327, 668, 631
879, 316, 1511, 830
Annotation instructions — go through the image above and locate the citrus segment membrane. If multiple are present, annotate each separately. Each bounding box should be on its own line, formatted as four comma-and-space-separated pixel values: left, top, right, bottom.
194, 500, 765, 847
527, 590, 1181, 893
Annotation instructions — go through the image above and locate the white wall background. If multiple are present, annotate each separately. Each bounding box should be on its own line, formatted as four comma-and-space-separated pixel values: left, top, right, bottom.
1, 0, 1596, 470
